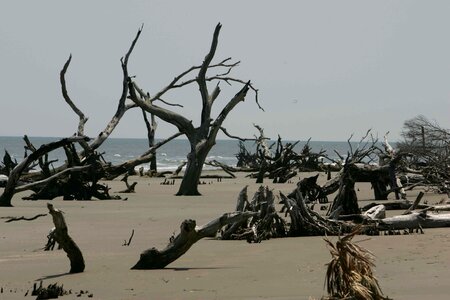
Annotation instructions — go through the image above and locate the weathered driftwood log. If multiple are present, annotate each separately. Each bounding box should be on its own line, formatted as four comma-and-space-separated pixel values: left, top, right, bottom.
47, 203, 85, 273
132, 211, 256, 269
429, 204, 450, 211
380, 211, 450, 230
361, 201, 428, 212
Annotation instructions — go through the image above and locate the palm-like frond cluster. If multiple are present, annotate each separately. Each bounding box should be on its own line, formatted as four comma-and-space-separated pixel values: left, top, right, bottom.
323, 227, 390, 300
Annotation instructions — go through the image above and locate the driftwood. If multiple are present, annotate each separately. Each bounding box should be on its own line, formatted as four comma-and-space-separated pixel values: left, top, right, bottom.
123, 229, 135, 246
2, 214, 47, 223
221, 186, 286, 242
0, 150, 17, 176
204, 160, 237, 178
116, 174, 137, 193
132, 211, 256, 269
380, 211, 450, 230
31, 281, 69, 299
361, 201, 429, 212
47, 203, 85, 273
0, 136, 89, 207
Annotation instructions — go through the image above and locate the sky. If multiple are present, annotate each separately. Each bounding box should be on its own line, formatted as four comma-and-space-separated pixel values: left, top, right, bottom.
1, 1, 449, 142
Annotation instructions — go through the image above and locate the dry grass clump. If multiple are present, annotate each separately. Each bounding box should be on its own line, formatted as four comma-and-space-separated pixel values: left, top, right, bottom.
323, 227, 391, 300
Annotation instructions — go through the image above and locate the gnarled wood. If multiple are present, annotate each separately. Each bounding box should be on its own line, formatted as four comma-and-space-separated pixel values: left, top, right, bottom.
128, 23, 258, 196
131, 211, 255, 269
0, 136, 89, 207
47, 203, 85, 273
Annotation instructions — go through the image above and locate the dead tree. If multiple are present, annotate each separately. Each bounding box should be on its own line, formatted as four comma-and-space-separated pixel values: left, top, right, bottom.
20, 143, 120, 201
0, 137, 89, 207
328, 132, 379, 217
47, 203, 85, 273
1, 29, 186, 203
398, 115, 450, 192
128, 23, 260, 195
131, 211, 256, 269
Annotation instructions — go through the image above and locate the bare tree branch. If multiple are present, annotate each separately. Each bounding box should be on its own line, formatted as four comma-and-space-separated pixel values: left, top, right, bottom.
219, 127, 258, 142
60, 55, 88, 136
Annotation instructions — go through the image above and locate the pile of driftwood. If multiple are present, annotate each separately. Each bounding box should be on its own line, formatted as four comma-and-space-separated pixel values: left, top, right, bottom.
131, 178, 450, 269
235, 132, 327, 184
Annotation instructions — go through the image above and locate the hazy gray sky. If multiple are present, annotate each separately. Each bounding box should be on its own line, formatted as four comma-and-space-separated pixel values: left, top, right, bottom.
1, 1, 449, 141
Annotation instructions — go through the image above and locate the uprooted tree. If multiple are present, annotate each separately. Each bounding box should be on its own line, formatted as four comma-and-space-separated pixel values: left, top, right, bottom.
128, 23, 261, 196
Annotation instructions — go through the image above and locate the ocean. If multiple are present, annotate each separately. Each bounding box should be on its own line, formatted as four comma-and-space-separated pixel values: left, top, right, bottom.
0, 136, 368, 172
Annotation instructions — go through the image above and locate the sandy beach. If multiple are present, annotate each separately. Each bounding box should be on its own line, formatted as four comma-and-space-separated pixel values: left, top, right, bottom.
1, 171, 449, 300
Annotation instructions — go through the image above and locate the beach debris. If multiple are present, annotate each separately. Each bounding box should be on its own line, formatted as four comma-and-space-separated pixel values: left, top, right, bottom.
122, 229, 135, 246
131, 211, 256, 269
31, 281, 69, 299
243, 133, 327, 184
397, 115, 450, 195
44, 226, 60, 251
2, 213, 47, 223
0, 136, 89, 207
116, 174, 137, 193
221, 186, 286, 242
0, 150, 17, 177
323, 227, 390, 300
160, 178, 175, 185
47, 203, 85, 273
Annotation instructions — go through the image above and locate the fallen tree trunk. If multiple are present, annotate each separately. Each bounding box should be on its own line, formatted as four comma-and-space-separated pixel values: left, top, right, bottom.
380, 211, 450, 230
47, 203, 85, 273
361, 201, 429, 211
132, 211, 256, 269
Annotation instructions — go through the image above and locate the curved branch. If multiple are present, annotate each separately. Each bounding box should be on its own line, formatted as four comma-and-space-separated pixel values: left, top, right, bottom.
60, 54, 88, 136
129, 80, 194, 135
88, 26, 142, 151
219, 127, 258, 142
208, 82, 250, 144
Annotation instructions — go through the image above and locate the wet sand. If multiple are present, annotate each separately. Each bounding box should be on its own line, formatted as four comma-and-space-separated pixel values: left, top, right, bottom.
1, 172, 449, 299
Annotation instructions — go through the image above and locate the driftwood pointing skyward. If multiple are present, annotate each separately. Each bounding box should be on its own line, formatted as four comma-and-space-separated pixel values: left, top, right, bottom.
131, 211, 256, 269
47, 203, 85, 273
